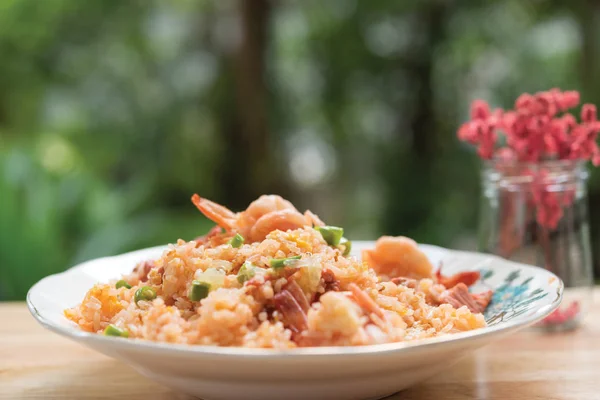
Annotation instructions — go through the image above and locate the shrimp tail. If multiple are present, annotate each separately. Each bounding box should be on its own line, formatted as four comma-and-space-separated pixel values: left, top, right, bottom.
436, 263, 480, 289
304, 210, 325, 227
348, 283, 385, 319
191, 194, 238, 231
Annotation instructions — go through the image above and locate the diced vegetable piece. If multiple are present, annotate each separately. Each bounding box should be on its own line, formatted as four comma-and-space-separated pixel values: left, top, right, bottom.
115, 280, 131, 289
189, 281, 211, 301
228, 233, 244, 248
237, 262, 257, 284
103, 324, 129, 338
316, 226, 344, 246
339, 237, 352, 256
194, 268, 227, 289
134, 286, 157, 304
294, 255, 323, 296
270, 255, 302, 270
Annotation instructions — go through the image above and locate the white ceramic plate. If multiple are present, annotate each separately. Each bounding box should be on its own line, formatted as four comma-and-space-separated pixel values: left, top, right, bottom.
28, 242, 562, 400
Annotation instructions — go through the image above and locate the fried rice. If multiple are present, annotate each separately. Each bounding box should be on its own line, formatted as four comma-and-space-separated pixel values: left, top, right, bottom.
65, 195, 489, 348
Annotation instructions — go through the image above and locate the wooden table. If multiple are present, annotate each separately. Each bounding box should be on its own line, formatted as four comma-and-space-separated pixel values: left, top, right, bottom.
1, 292, 599, 400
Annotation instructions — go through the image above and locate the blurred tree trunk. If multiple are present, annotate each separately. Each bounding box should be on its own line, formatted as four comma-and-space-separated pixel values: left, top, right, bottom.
578, 0, 598, 87
576, 0, 600, 277
382, 1, 446, 241
219, 0, 288, 210
411, 5, 444, 160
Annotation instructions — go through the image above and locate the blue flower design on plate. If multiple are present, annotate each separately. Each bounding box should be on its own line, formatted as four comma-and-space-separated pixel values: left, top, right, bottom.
477, 269, 547, 325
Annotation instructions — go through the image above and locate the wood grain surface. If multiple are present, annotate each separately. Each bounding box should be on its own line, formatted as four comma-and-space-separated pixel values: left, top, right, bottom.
1, 291, 598, 400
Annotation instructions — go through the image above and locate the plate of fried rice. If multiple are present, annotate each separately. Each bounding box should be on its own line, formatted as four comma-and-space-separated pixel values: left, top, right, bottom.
28, 194, 563, 400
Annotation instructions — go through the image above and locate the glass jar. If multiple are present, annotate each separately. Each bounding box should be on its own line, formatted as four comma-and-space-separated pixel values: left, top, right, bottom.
478, 160, 594, 331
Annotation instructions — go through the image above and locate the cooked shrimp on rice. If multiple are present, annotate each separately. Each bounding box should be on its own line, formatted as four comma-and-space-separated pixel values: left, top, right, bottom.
65, 194, 490, 348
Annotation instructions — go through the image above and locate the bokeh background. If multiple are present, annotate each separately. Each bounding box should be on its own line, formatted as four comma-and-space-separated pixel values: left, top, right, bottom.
2, 0, 600, 301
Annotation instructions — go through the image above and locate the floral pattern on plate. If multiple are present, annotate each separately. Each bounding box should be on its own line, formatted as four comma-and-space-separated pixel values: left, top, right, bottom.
478, 268, 549, 325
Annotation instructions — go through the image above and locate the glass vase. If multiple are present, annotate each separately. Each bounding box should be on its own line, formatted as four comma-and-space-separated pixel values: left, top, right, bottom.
478, 160, 594, 331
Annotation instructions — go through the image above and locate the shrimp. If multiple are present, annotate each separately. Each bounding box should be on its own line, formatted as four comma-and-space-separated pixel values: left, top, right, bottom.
362, 236, 434, 280
191, 194, 321, 242
191, 194, 238, 230
348, 283, 385, 319
435, 264, 480, 289
304, 210, 325, 227
249, 209, 310, 243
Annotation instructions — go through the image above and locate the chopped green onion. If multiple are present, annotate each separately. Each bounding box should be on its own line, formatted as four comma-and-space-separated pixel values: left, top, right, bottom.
316, 226, 344, 246
115, 280, 131, 289
134, 286, 157, 304
103, 324, 129, 338
228, 233, 244, 248
189, 280, 210, 301
270, 255, 302, 270
339, 237, 352, 256
237, 262, 256, 284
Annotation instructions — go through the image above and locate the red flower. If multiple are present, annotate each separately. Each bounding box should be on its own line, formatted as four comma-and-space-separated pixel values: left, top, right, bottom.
559, 90, 580, 110
457, 102, 502, 160
582, 104, 597, 123
470, 99, 491, 120
458, 89, 598, 228
459, 89, 597, 164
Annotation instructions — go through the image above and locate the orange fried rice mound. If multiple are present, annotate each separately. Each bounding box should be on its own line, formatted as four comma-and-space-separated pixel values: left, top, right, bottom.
65, 227, 486, 347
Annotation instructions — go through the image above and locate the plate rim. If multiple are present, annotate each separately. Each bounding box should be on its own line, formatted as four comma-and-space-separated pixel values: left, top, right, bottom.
27, 242, 563, 358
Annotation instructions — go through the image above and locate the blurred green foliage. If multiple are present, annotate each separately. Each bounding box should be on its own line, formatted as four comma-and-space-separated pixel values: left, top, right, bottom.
1, 0, 600, 300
